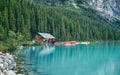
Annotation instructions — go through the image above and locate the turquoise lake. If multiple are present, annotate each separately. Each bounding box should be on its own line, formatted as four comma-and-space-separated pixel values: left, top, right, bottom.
15, 43, 120, 75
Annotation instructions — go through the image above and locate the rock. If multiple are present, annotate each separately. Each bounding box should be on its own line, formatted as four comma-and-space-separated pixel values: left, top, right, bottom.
0, 72, 4, 75
0, 52, 24, 75
7, 60, 12, 65
0, 63, 4, 67
17, 74, 23, 75
4, 61, 8, 67
4, 70, 16, 75
0, 58, 3, 62
0, 52, 2, 55
19, 46, 24, 50
6, 53, 10, 56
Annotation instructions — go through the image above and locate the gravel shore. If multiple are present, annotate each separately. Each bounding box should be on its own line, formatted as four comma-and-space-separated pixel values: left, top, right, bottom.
0, 52, 25, 75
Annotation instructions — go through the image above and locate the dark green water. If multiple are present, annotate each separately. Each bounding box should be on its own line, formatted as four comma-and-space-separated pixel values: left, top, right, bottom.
15, 43, 120, 75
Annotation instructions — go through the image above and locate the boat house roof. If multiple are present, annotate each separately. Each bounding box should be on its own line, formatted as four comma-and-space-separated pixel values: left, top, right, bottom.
38, 33, 55, 39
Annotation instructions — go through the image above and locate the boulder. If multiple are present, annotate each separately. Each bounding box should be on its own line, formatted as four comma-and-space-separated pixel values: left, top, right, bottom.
0, 52, 2, 55
0, 63, 4, 68
0, 72, 4, 75
5, 70, 16, 75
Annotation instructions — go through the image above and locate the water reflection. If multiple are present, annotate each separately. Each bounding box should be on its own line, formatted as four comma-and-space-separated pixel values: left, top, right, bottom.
15, 43, 120, 75
39, 44, 55, 55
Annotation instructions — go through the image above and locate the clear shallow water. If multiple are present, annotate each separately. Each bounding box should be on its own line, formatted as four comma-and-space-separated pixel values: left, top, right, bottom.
15, 43, 120, 75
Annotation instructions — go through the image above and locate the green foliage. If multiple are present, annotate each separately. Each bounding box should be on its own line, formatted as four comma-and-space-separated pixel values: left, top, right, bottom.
75, 0, 86, 4
21, 41, 32, 46
0, 25, 4, 41
0, 0, 120, 47
59, 0, 70, 3
8, 31, 16, 39
0, 44, 9, 52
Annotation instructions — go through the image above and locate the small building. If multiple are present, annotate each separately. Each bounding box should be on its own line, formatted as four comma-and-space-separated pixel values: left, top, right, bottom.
34, 32, 55, 43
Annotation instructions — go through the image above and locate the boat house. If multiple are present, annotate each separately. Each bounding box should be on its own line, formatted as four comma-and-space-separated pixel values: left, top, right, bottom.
34, 32, 55, 43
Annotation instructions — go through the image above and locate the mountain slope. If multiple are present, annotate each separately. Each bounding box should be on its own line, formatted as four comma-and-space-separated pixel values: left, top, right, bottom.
0, 0, 120, 42
88, 0, 120, 19
36, 0, 120, 20
31, 0, 120, 27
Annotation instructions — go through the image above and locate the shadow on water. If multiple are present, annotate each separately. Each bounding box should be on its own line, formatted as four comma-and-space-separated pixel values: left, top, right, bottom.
15, 43, 120, 75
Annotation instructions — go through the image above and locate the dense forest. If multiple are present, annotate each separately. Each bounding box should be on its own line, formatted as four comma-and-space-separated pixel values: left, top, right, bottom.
30, 0, 86, 4
30, 0, 87, 8
0, 0, 120, 51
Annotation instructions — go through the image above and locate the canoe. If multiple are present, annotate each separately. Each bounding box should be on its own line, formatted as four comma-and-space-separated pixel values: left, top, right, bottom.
64, 41, 78, 46
54, 42, 64, 45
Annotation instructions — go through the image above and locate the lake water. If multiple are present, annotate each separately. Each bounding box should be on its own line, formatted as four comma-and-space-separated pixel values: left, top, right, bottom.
15, 43, 120, 75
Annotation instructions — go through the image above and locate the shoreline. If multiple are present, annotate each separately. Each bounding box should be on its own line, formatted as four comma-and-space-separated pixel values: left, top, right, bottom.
0, 52, 27, 75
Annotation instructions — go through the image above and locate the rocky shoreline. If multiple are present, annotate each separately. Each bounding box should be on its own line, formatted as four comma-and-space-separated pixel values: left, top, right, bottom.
0, 52, 26, 75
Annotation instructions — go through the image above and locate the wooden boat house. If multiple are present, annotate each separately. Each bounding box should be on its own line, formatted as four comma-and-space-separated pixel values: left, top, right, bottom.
34, 32, 55, 43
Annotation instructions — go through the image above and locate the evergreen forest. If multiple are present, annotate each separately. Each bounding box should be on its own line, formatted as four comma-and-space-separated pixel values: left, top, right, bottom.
0, 0, 120, 51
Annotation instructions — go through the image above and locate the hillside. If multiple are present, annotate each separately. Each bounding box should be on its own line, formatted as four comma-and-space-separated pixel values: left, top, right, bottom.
0, 0, 120, 43
31, 0, 120, 19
